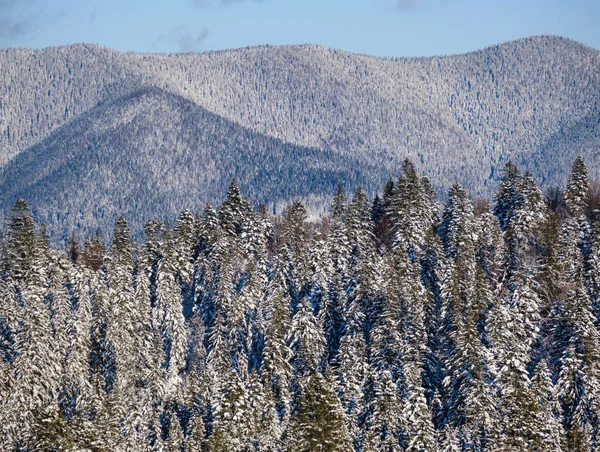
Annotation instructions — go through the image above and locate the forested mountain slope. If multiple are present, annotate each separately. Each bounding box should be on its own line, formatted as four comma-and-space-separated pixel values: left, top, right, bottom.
0, 35, 599, 236
0, 88, 401, 238
1, 158, 600, 450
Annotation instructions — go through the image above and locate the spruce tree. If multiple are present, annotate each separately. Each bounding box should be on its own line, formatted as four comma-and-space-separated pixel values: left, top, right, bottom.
285, 371, 352, 452
156, 232, 188, 402
565, 156, 590, 219
388, 159, 431, 258
361, 369, 403, 451
288, 296, 326, 379
105, 216, 138, 403
261, 272, 293, 424
494, 161, 523, 232
530, 360, 565, 451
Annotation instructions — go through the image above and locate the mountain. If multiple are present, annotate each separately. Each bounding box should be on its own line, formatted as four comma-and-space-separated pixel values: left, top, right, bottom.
0, 88, 402, 238
0, 35, 598, 238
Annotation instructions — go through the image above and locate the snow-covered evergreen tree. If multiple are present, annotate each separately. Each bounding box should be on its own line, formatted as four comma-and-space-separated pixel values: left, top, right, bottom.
284, 371, 352, 452
2, 157, 599, 452
156, 231, 188, 402
262, 271, 293, 425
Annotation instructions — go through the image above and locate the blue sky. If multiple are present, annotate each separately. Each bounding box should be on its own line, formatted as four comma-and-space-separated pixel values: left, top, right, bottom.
1, 0, 599, 57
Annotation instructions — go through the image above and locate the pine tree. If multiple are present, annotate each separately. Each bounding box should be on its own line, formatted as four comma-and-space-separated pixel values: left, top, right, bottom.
440, 183, 477, 260
80, 230, 107, 272
554, 158, 600, 450
10, 207, 64, 448
246, 371, 282, 450
587, 214, 600, 323
331, 183, 347, 219
165, 412, 184, 452
197, 203, 221, 256
0, 278, 20, 449
371, 254, 405, 382
281, 200, 312, 306
5, 199, 37, 282
67, 231, 80, 264
206, 370, 255, 451
438, 427, 460, 452
556, 269, 600, 451
137, 221, 168, 402
488, 272, 543, 451
504, 171, 546, 279
336, 327, 368, 447
185, 410, 206, 452
447, 264, 496, 450
438, 184, 482, 434
173, 208, 197, 285
372, 179, 396, 250
403, 358, 437, 452
402, 249, 437, 452
105, 216, 139, 401
5, 157, 600, 451
538, 207, 565, 311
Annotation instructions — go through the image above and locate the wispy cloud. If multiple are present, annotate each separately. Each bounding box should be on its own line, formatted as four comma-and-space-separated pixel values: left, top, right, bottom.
0, 0, 65, 41
0, 0, 34, 38
193, 0, 264, 8
0, 18, 32, 38
395, 0, 452, 12
154, 26, 210, 53
396, 0, 418, 11
89, 5, 98, 25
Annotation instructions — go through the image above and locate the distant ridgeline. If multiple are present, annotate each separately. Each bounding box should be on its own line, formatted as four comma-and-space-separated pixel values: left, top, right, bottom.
1, 157, 600, 451
0, 36, 599, 238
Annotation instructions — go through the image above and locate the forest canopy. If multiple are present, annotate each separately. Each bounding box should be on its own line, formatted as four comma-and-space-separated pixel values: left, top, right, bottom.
0, 157, 599, 451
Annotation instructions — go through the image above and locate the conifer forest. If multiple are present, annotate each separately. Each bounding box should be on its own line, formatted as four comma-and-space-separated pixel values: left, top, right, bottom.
2, 156, 600, 452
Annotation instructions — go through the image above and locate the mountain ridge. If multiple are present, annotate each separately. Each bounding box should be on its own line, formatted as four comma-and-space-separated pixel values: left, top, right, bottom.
0, 87, 401, 238
0, 35, 598, 238
4, 34, 597, 59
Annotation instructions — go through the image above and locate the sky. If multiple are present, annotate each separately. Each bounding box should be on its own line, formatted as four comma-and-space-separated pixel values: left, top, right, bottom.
0, 0, 599, 57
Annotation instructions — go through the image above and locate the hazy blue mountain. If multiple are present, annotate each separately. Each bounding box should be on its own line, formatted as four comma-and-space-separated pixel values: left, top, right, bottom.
0, 88, 401, 238
0, 35, 598, 238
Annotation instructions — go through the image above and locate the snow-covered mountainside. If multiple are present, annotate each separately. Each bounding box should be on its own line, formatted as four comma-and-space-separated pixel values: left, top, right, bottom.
0, 35, 598, 236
